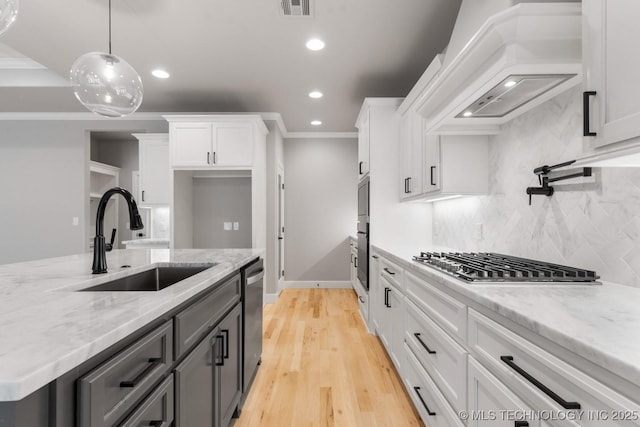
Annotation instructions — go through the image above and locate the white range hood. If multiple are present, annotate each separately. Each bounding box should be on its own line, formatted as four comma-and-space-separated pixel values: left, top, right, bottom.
418, 2, 582, 135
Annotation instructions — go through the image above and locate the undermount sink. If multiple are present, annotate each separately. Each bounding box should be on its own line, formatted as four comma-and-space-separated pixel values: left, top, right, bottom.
80, 264, 216, 292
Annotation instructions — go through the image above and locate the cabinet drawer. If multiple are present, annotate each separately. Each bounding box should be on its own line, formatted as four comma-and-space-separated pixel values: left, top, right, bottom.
120, 375, 174, 427
405, 298, 467, 413
469, 309, 640, 426
79, 320, 173, 427
468, 356, 539, 427
380, 256, 403, 289
403, 343, 465, 427
174, 273, 241, 359
405, 270, 467, 343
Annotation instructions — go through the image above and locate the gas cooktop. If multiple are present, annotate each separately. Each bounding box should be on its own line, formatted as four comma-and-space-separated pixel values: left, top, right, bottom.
412, 252, 600, 283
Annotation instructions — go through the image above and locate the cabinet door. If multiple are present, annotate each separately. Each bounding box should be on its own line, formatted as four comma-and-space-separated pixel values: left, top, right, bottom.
379, 274, 394, 352
139, 138, 170, 205
174, 326, 220, 427
584, 0, 640, 148
212, 123, 254, 166
388, 283, 404, 372
468, 357, 538, 427
369, 254, 381, 333
399, 111, 414, 199
170, 123, 212, 167
423, 133, 441, 194
358, 110, 370, 176
217, 304, 242, 427
350, 248, 358, 289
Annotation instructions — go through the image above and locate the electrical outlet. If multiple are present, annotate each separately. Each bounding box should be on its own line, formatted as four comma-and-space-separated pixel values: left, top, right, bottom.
224, 222, 232, 231
233, 222, 239, 231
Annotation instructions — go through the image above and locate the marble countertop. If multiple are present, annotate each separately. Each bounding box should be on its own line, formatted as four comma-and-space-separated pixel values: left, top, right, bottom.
0, 248, 262, 402
372, 244, 640, 387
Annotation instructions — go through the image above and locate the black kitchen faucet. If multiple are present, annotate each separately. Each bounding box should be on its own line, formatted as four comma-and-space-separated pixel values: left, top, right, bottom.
92, 187, 144, 274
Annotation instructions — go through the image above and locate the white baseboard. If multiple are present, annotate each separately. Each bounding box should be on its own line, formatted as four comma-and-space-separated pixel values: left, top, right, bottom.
283, 281, 352, 289
264, 292, 280, 304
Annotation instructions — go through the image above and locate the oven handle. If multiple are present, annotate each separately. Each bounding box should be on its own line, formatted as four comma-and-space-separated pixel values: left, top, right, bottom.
246, 270, 264, 286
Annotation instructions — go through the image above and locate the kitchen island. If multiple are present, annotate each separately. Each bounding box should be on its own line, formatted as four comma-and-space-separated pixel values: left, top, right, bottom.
0, 248, 262, 426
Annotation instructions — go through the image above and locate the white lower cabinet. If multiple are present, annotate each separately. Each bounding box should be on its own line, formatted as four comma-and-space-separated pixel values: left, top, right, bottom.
379, 273, 403, 370
369, 253, 381, 333
468, 356, 538, 427
405, 298, 467, 413
404, 343, 465, 427
468, 309, 640, 427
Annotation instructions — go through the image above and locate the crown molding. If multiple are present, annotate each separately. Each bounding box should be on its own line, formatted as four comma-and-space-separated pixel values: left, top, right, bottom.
0, 111, 357, 139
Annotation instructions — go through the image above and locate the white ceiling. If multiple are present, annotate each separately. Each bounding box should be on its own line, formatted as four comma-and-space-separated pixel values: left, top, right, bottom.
0, 0, 461, 132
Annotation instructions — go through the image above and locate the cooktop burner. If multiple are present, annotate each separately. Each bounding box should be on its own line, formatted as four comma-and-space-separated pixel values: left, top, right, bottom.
412, 252, 600, 283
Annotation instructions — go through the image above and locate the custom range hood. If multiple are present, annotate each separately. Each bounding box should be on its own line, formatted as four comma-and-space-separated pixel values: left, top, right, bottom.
418, 1, 582, 135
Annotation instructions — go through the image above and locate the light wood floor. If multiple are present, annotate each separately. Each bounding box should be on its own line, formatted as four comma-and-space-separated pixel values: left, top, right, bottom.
234, 288, 424, 427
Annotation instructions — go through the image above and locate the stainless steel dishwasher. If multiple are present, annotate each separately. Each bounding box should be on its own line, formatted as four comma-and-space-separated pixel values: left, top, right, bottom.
240, 258, 264, 403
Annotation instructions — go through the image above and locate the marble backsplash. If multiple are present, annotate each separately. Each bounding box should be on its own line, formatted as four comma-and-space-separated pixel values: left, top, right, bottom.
433, 86, 640, 288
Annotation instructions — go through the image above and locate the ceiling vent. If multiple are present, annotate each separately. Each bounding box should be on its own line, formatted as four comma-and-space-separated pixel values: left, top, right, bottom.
280, 0, 313, 17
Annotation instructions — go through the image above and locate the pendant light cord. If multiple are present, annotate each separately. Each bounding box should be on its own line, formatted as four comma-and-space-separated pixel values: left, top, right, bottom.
108, 0, 112, 54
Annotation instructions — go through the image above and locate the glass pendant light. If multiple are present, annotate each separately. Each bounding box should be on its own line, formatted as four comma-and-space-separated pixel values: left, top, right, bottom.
0, 0, 19, 36
70, 0, 143, 117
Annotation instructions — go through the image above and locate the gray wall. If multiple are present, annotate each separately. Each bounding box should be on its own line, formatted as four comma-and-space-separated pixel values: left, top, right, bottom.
193, 177, 252, 249
0, 118, 167, 265
283, 137, 357, 282
91, 133, 140, 248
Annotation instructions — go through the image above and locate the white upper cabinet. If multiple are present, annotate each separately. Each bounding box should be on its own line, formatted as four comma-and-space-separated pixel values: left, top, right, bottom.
357, 109, 370, 177
134, 133, 170, 205
583, 0, 640, 149
166, 116, 266, 168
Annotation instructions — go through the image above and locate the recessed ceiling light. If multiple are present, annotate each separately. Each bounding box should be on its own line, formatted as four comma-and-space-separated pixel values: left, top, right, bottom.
306, 39, 325, 51
152, 69, 170, 79
311, 120, 322, 126
463, 111, 473, 117
309, 91, 323, 99
504, 80, 517, 88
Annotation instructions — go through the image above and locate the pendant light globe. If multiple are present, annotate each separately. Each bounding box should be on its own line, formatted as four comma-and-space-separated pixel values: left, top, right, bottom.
70, 52, 143, 118
0, 0, 19, 36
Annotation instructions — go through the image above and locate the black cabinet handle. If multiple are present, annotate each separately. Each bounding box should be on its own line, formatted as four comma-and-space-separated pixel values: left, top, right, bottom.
383, 267, 395, 276
141, 190, 145, 202
359, 161, 363, 175
207, 151, 210, 164
413, 387, 436, 416
354, 257, 358, 268
372, 255, 379, 259
215, 335, 225, 366
222, 329, 230, 359
149, 421, 167, 427
515, 422, 529, 427
359, 296, 365, 303
500, 356, 580, 409
403, 177, 409, 194
213, 151, 217, 164
406, 177, 412, 193
430, 166, 436, 186
413, 333, 436, 354
583, 91, 597, 136
119, 358, 162, 388
384, 287, 390, 307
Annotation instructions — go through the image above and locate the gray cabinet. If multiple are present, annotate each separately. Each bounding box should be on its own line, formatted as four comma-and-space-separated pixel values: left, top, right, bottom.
175, 325, 220, 427
174, 304, 242, 427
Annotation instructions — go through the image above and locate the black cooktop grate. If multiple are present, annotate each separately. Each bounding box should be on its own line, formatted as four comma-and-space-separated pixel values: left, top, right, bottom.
412, 252, 599, 283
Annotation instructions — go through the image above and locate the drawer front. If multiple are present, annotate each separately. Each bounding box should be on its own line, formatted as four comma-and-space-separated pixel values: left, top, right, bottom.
405, 270, 467, 343
380, 256, 403, 289
174, 273, 241, 359
468, 356, 539, 427
120, 375, 174, 427
79, 320, 173, 427
469, 309, 640, 427
405, 298, 467, 413
403, 343, 465, 427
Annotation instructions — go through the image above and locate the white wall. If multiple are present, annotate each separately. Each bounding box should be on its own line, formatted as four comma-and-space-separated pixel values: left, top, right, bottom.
283, 137, 357, 282
433, 86, 640, 288
0, 118, 167, 265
